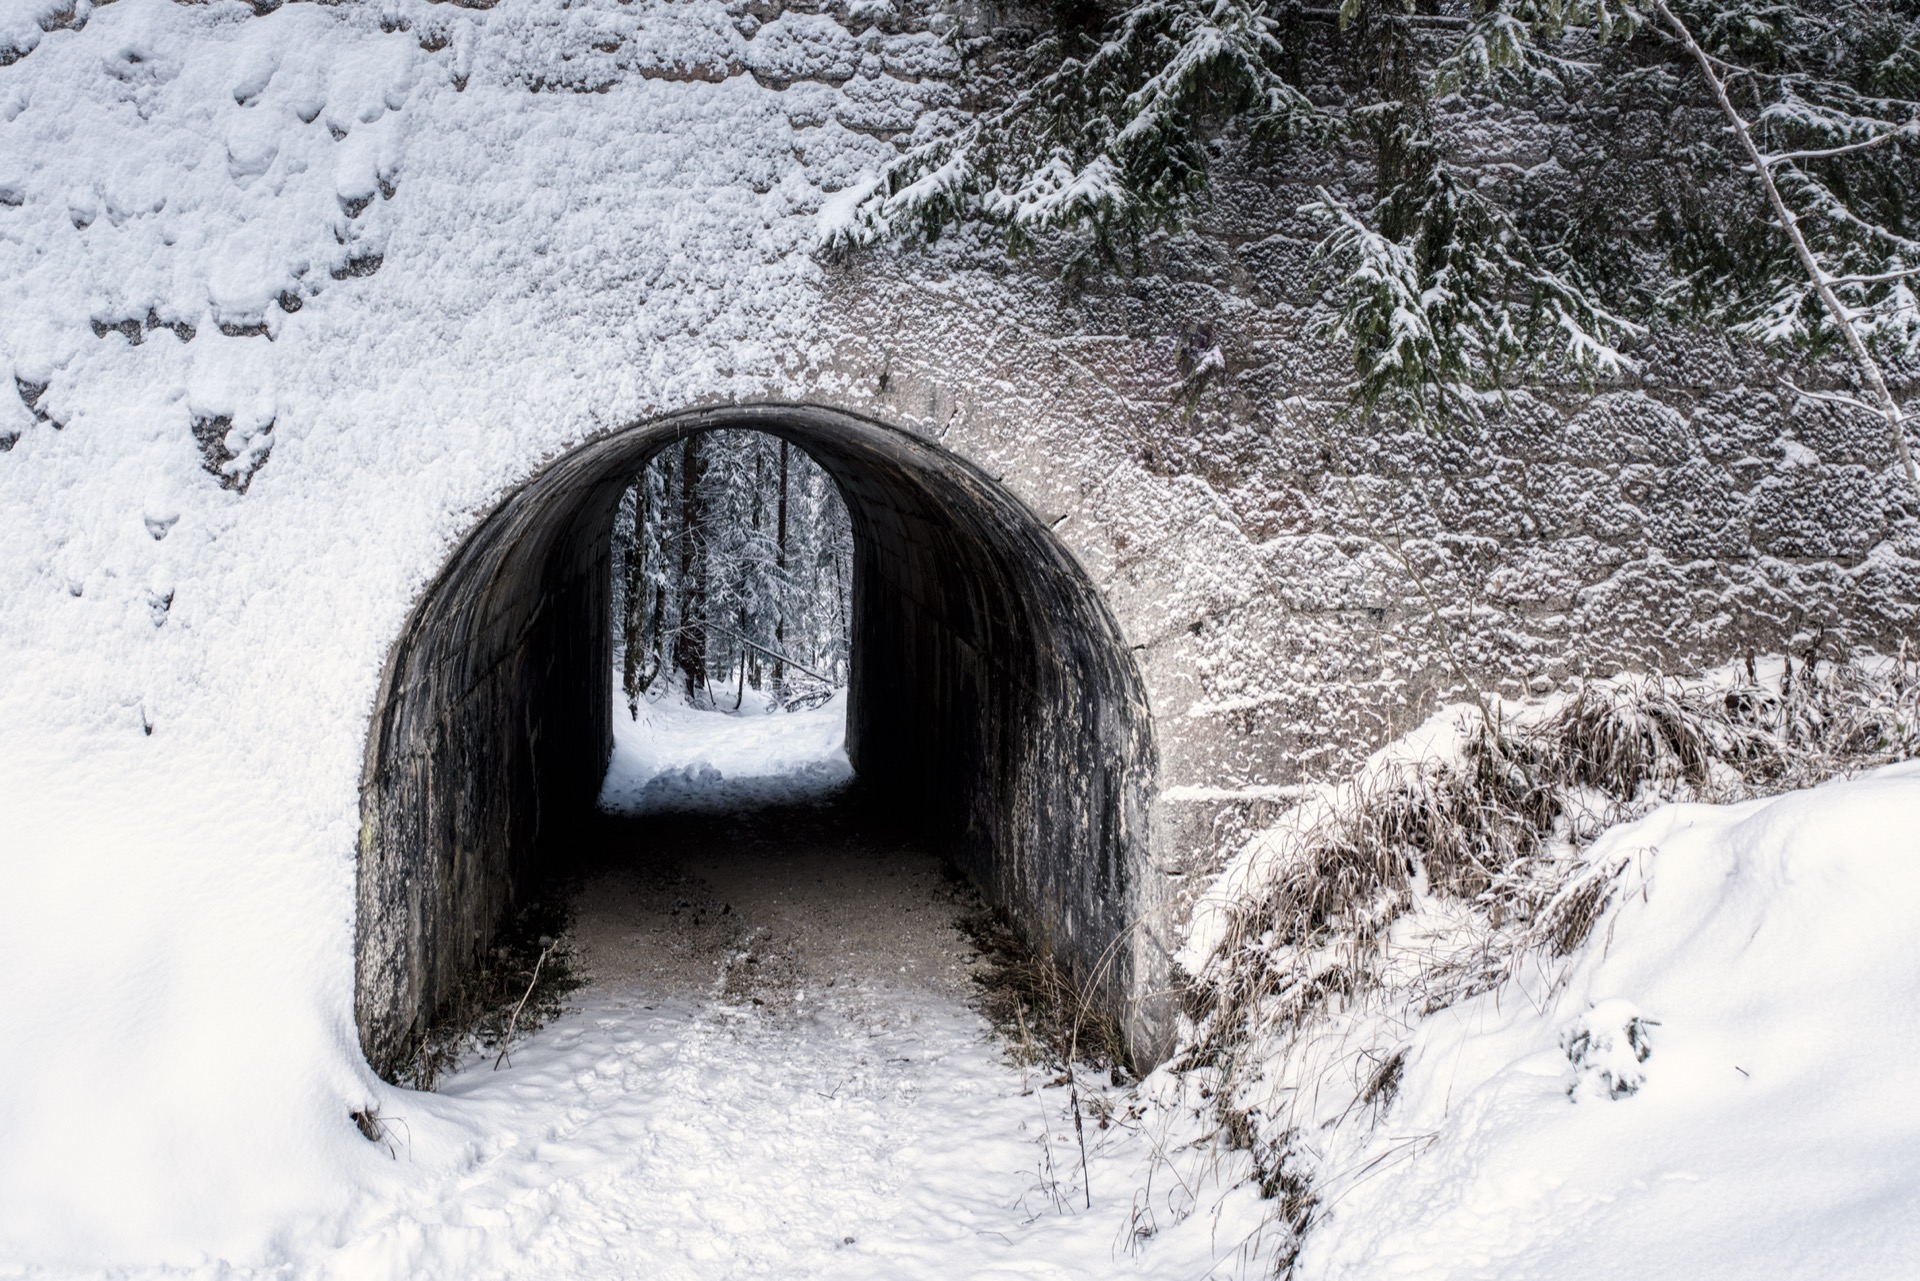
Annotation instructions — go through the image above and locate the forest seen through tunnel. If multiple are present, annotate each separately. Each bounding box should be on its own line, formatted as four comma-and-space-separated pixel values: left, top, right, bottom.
605, 428, 856, 812
581, 427, 949, 1007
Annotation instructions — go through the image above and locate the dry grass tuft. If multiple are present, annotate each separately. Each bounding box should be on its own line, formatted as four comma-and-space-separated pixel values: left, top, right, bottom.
958, 908, 1128, 1072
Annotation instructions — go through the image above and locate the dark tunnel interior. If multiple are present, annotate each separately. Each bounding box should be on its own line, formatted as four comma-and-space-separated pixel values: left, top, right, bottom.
355, 405, 1161, 1081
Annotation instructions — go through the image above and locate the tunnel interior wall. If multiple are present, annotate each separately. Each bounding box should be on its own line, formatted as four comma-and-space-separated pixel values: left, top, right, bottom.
825, 433, 1162, 1050
356, 474, 618, 1079
357, 406, 1162, 1081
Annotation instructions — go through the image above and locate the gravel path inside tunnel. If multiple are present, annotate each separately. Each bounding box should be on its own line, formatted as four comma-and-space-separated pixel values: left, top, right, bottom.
273, 704, 1272, 1280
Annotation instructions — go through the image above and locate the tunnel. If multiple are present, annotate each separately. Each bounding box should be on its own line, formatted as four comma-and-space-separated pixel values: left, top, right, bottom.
355, 404, 1161, 1081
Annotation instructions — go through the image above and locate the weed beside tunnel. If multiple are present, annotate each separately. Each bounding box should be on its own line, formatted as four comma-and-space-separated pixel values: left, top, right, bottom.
400, 897, 584, 1090
1178, 650, 1920, 1269
957, 907, 1129, 1077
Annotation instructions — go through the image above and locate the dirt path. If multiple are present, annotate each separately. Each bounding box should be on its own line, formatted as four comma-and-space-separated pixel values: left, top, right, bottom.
564, 794, 982, 1015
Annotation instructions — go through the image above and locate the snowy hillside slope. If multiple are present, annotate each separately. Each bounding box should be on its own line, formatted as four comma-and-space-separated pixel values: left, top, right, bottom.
1289, 763, 1920, 1280
0, 0, 955, 1264
1173, 674, 1920, 1279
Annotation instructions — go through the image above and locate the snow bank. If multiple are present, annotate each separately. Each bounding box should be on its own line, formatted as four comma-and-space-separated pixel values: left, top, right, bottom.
598, 688, 853, 813
1179, 698, 1484, 967
1183, 725, 1920, 1280
1294, 762, 1920, 1278
1173, 669, 1920, 1276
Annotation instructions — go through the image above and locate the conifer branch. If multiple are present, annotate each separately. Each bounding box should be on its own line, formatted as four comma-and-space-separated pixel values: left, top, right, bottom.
1653, 0, 1920, 506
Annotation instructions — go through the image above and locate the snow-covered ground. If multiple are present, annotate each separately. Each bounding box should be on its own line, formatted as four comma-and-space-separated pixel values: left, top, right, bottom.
10, 704, 1269, 1280
323, 986, 1245, 1281
292, 727, 1920, 1281
1286, 760, 1920, 1280
1167, 678, 1920, 1281
598, 688, 853, 814
7, 681, 1918, 1277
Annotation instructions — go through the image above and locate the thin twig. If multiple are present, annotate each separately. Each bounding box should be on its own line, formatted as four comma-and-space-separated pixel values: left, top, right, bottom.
493, 940, 554, 1071
1824, 265, 1920, 286
1758, 130, 1904, 165
1783, 379, 1878, 414
661, 623, 837, 687
1065, 1053, 1093, 1209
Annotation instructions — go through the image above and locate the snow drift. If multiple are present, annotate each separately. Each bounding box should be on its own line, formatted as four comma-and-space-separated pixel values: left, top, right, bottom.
1174, 668, 1920, 1279
1287, 762, 1920, 1279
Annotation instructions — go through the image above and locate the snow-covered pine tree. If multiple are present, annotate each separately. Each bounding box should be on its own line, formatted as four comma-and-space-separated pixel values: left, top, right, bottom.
835, 0, 1919, 469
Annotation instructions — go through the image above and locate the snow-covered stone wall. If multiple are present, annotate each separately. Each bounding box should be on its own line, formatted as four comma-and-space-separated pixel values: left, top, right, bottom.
2, 0, 1915, 1258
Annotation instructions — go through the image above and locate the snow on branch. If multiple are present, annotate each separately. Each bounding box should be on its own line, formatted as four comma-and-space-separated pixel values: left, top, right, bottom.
832, 0, 1917, 453
826, 0, 1321, 256
1306, 167, 1639, 429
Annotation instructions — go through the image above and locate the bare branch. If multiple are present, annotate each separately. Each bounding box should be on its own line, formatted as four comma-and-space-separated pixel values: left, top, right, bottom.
1654, 0, 1920, 506
1759, 130, 1904, 165
1827, 265, 1920, 286
492, 940, 554, 1072
666, 621, 837, 687
1782, 380, 1880, 416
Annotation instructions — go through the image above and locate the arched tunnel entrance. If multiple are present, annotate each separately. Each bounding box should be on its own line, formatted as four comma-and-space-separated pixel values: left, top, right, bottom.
356, 404, 1161, 1081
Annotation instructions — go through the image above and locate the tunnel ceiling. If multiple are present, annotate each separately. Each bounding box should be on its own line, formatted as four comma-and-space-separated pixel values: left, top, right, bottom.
357, 404, 1161, 1081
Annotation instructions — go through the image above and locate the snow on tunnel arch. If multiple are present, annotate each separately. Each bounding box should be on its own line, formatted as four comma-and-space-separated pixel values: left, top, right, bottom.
356, 404, 1161, 1081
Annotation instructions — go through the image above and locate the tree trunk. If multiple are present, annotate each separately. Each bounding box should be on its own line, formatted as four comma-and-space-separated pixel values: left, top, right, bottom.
672, 434, 709, 704
749, 445, 766, 692
620, 480, 649, 714
773, 439, 790, 699
652, 581, 668, 687
830, 550, 847, 684
735, 631, 748, 711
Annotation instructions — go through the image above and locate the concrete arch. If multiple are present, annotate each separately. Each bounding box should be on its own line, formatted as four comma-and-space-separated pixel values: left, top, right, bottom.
356, 404, 1162, 1080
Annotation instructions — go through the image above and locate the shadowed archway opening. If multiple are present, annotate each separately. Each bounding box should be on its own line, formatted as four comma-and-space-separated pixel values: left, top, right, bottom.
356, 405, 1161, 1080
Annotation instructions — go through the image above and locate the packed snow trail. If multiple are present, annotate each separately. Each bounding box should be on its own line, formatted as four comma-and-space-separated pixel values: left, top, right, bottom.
412, 801, 1062, 1279
117, 703, 1265, 1281
251, 796, 1265, 1281
596, 690, 855, 816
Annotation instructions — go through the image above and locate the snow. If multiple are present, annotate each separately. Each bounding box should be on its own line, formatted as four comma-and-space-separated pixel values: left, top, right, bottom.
2, 1, 1917, 1275
0, 0, 935, 1266
263, 963, 1264, 1280
1180, 699, 1484, 965
1283, 763, 1920, 1280
0, 693, 1273, 1277
598, 688, 854, 814
1172, 675, 1920, 1278
12, 648, 1915, 1280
